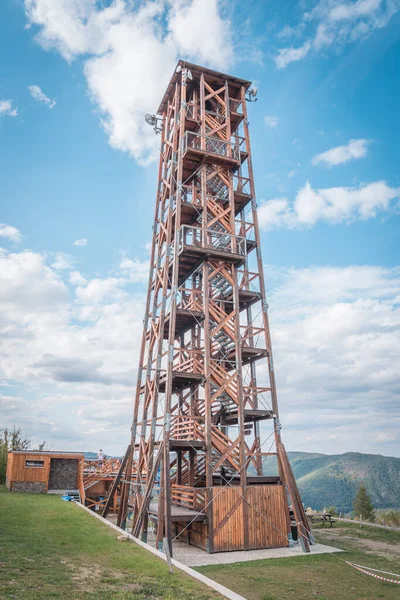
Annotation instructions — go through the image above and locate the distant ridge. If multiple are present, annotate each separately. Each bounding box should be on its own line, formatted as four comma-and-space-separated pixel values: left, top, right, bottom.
259, 451, 400, 513
84, 450, 399, 513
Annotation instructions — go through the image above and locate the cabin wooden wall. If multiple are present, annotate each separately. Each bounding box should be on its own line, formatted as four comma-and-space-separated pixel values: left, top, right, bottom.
212, 487, 244, 552
6, 453, 84, 493
247, 485, 289, 550
211, 485, 289, 552
8, 453, 51, 487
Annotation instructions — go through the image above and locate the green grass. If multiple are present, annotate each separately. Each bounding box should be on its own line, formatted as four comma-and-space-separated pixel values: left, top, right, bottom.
196, 521, 400, 600
0, 486, 221, 599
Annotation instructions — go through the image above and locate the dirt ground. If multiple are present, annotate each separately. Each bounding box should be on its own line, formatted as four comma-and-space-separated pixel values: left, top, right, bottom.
316, 526, 400, 564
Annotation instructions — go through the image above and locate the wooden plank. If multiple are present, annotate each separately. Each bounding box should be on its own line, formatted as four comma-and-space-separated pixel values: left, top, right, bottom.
247, 485, 288, 550
102, 444, 131, 518
212, 488, 244, 552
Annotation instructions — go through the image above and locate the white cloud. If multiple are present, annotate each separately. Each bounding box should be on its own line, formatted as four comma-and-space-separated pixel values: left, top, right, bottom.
2, 243, 399, 456
73, 238, 88, 246
328, 0, 383, 22
257, 198, 290, 229
24, 0, 233, 165
0, 224, 21, 243
274, 0, 400, 68
267, 265, 400, 455
0, 243, 145, 453
312, 138, 369, 166
264, 115, 280, 129
275, 41, 311, 69
258, 180, 400, 229
277, 23, 306, 39
373, 431, 397, 443
168, 0, 233, 67
28, 84, 56, 108
51, 252, 73, 271
1, 234, 399, 456
0, 249, 68, 317
119, 255, 150, 283
76, 277, 124, 304
69, 271, 87, 287
0, 100, 18, 117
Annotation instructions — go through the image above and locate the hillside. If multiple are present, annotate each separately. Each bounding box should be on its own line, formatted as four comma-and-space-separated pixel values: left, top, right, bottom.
259, 451, 400, 513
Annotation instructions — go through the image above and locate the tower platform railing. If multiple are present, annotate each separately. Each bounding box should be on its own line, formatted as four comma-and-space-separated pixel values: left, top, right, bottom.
178, 225, 246, 257
182, 131, 244, 161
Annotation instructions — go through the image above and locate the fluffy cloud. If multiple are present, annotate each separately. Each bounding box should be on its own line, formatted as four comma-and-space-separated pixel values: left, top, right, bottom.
168, 0, 233, 67
1, 239, 399, 456
69, 271, 87, 286
275, 41, 311, 69
24, 0, 233, 164
312, 139, 369, 167
258, 180, 400, 229
267, 265, 400, 455
51, 252, 73, 271
0, 223, 21, 243
119, 255, 150, 283
76, 277, 124, 304
275, 0, 399, 68
28, 84, 56, 108
264, 115, 280, 129
0, 244, 145, 452
73, 238, 88, 246
0, 100, 18, 117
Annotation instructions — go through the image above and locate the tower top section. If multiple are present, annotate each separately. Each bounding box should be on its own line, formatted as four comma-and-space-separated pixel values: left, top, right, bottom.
157, 60, 252, 114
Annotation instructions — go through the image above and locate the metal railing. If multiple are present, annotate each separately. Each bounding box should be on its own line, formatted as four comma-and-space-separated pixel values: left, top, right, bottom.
182, 132, 243, 161
233, 175, 251, 196
181, 184, 202, 208
236, 220, 255, 242
178, 225, 246, 257
237, 269, 260, 293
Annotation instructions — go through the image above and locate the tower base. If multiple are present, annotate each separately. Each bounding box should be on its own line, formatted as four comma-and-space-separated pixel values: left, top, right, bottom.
171, 484, 290, 553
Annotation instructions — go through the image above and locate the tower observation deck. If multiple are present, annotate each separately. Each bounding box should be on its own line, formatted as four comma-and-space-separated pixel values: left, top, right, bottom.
105, 61, 312, 555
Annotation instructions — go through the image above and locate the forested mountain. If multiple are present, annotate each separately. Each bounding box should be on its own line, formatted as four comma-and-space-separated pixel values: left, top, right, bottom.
85, 449, 400, 513
260, 451, 400, 513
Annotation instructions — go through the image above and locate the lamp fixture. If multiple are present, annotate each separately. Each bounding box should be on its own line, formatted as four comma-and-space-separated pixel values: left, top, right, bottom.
144, 113, 163, 134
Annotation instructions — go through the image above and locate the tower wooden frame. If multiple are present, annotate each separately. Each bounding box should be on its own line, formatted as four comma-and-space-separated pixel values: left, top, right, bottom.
110, 61, 312, 555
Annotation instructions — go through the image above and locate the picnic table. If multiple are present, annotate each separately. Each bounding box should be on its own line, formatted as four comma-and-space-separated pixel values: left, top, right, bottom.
307, 512, 336, 527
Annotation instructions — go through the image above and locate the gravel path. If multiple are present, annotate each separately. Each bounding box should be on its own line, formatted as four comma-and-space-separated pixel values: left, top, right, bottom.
147, 538, 341, 567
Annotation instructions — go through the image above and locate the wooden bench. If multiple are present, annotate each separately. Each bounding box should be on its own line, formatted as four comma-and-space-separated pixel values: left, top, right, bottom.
307, 513, 336, 527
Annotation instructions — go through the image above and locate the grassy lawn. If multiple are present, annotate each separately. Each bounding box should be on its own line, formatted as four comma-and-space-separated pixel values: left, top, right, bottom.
0, 486, 222, 600
197, 521, 400, 600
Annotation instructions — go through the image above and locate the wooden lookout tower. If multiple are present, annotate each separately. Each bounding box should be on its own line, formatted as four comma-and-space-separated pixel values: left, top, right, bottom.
106, 61, 312, 555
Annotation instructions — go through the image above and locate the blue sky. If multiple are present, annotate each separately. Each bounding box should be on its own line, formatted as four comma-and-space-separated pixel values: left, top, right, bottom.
1, 0, 399, 457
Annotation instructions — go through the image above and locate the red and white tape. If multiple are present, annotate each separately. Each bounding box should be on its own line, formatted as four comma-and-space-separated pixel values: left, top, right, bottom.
346, 562, 400, 585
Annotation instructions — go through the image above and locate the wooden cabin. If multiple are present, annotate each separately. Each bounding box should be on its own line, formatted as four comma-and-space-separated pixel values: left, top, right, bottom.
6, 451, 84, 494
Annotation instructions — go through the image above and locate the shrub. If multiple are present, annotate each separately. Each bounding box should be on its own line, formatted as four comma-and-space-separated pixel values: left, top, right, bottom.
375, 509, 400, 528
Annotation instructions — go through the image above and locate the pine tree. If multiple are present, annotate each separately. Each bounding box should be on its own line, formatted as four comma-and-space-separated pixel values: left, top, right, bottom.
354, 484, 375, 522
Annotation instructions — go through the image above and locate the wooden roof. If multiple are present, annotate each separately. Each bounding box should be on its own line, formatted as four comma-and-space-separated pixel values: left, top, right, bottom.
8, 451, 85, 458
157, 60, 252, 114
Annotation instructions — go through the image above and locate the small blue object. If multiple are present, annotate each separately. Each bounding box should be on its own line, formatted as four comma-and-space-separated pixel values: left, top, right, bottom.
61, 495, 74, 502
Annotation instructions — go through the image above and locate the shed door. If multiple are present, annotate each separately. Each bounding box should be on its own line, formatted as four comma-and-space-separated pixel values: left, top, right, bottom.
48, 459, 78, 490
